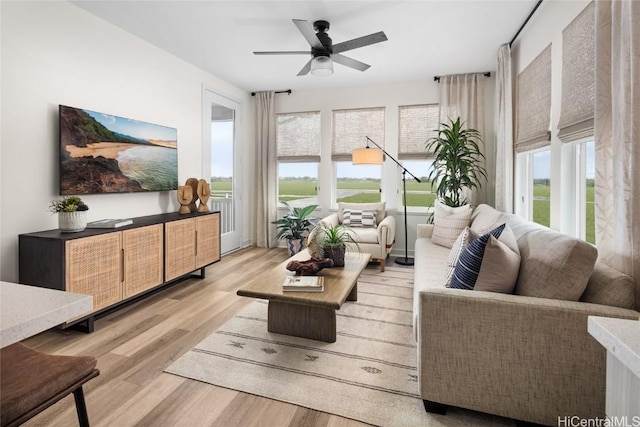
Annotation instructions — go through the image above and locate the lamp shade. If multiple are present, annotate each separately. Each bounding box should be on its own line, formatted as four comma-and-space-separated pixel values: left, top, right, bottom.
352, 148, 383, 165
311, 56, 333, 76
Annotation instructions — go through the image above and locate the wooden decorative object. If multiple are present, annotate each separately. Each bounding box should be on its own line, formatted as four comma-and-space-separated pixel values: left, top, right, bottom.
196, 178, 211, 212
177, 185, 193, 214
286, 258, 334, 275
185, 178, 199, 212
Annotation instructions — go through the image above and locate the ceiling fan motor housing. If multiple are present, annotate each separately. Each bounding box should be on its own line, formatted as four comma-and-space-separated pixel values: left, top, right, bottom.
312, 20, 332, 57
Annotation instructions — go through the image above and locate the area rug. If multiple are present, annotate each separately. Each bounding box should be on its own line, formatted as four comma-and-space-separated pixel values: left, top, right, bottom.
165, 265, 514, 427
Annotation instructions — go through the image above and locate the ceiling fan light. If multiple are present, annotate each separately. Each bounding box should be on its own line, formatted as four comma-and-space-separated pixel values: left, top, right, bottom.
310, 56, 333, 76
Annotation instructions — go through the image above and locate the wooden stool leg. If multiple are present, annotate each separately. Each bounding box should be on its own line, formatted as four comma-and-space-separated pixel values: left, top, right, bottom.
73, 386, 90, 427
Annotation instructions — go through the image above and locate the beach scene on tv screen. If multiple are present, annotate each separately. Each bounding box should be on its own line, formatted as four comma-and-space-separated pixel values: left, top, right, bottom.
59, 105, 178, 194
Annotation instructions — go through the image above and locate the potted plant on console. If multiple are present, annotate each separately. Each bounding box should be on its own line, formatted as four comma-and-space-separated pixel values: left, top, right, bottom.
272, 202, 318, 256
49, 196, 89, 232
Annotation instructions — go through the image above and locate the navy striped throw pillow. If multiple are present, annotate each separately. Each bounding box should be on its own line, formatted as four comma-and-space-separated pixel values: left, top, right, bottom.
449, 224, 506, 290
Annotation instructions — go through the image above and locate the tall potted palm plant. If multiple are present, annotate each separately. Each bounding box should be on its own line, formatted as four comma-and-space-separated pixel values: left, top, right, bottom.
425, 117, 487, 208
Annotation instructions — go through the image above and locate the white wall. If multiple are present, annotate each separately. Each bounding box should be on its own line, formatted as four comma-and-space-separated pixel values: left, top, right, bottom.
0, 1, 253, 281
511, 0, 591, 231
275, 78, 496, 258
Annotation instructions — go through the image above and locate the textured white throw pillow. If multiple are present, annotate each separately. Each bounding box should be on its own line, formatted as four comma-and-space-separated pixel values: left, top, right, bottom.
444, 227, 475, 286
431, 202, 472, 249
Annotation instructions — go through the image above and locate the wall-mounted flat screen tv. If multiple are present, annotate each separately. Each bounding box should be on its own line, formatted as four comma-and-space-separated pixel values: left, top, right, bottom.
59, 105, 178, 195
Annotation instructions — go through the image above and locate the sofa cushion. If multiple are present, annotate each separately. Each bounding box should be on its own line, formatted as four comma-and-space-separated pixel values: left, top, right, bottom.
449, 224, 506, 290
347, 226, 378, 244
581, 262, 636, 309
343, 209, 377, 227
507, 216, 598, 301
470, 204, 506, 234
474, 235, 521, 294
339, 202, 385, 225
413, 237, 450, 338
431, 202, 472, 249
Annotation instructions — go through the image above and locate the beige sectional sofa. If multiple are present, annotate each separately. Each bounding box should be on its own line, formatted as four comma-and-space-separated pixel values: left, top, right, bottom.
413, 204, 639, 426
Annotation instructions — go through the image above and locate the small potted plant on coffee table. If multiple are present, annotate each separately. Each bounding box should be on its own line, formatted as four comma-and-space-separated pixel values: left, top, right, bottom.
316, 223, 360, 267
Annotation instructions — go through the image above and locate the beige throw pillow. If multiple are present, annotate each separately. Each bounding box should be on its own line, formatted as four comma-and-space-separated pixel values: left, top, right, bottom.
431, 202, 472, 249
474, 236, 521, 294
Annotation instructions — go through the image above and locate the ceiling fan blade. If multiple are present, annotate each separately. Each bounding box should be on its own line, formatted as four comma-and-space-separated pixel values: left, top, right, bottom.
332, 54, 371, 72
253, 51, 310, 55
297, 59, 313, 76
292, 19, 323, 49
332, 31, 388, 54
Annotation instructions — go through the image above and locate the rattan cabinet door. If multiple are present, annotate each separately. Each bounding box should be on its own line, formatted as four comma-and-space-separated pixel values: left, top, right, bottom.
123, 224, 163, 298
196, 213, 220, 268
66, 233, 122, 312
165, 218, 196, 281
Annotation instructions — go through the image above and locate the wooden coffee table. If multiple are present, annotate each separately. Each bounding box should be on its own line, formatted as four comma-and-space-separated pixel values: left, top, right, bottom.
236, 251, 371, 343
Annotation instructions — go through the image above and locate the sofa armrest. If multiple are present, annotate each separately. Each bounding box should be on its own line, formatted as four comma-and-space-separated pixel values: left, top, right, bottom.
417, 224, 433, 239
319, 213, 339, 228
377, 215, 396, 246
417, 288, 640, 424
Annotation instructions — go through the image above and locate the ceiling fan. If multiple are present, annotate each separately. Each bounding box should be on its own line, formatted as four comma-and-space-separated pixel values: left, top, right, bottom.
253, 19, 388, 77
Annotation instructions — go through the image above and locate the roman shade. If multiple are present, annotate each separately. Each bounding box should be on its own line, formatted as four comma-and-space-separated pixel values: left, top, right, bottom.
332, 107, 385, 161
557, 1, 595, 143
276, 111, 321, 161
515, 45, 552, 152
398, 104, 439, 159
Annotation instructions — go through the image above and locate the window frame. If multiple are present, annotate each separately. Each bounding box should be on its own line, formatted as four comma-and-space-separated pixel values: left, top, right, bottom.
515, 147, 551, 225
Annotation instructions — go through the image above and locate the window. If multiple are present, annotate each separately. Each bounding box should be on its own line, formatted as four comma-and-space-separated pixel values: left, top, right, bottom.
517, 149, 550, 227
278, 162, 318, 207
332, 107, 385, 205
276, 111, 320, 208
335, 161, 381, 203
400, 159, 435, 208
210, 120, 234, 200
532, 151, 551, 227
398, 104, 439, 208
577, 140, 595, 244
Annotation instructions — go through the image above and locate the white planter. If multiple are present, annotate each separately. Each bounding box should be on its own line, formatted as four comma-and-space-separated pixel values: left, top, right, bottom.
58, 211, 87, 232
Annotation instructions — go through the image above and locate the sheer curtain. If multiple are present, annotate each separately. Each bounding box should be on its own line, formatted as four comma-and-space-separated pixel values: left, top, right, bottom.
494, 44, 513, 213
254, 91, 277, 248
438, 73, 487, 205
594, 0, 640, 308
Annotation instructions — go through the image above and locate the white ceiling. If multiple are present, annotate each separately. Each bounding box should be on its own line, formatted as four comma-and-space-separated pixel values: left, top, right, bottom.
71, 0, 537, 93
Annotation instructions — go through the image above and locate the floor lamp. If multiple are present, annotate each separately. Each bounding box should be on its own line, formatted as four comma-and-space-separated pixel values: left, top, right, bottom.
352, 136, 421, 266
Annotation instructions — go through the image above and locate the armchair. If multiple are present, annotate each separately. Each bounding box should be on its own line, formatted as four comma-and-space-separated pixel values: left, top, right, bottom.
318, 202, 395, 272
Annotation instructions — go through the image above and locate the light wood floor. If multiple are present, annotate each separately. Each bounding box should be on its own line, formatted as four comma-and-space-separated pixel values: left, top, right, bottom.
22, 247, 371, 427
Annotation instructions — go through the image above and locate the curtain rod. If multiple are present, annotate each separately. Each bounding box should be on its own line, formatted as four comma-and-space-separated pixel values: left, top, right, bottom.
433, 72, 491, 83
509, 0, 543, 46
251, 89, 292, 96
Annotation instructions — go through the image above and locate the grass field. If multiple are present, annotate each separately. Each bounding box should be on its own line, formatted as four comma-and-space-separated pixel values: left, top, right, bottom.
213, 177, 595, 243
533, 184, 595, 244
275, 178, 436, 206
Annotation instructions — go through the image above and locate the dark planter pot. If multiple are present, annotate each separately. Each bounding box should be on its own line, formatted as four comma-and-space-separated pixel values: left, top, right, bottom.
286, 238, 306, 257
321, 244, 345, 267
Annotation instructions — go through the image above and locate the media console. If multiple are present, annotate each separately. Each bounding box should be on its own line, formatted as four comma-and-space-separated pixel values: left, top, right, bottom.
18, 211, 220, 332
